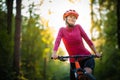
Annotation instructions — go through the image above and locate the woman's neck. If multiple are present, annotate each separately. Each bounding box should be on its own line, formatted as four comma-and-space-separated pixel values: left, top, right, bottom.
66, 24, 75, 28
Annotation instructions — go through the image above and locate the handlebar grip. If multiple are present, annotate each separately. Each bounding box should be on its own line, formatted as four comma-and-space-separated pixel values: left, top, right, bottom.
51, 57, 58, 59
51, 56, 67, 61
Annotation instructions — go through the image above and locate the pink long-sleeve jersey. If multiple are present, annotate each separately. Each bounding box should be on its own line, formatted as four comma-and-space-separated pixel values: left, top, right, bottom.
53, 24, 93, 62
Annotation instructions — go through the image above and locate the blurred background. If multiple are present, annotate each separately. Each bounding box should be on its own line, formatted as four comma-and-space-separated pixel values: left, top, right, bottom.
0, 0, 120, 80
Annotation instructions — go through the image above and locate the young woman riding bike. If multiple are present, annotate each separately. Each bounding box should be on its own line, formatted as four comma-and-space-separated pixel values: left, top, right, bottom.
51, 9, 101, 80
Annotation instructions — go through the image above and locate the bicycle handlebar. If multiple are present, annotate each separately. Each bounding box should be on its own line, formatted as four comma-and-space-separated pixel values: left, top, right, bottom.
51, 55, 98, 61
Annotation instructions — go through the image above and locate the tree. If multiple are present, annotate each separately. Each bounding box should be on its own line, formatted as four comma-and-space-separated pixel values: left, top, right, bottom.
0, 0, 14, 80
117, 0, 120, 49
13, 0, 22, 79
6, 0, 13, 34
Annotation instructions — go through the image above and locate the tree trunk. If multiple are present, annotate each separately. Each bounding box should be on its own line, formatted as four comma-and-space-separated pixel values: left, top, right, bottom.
90, 0, 94, 39
43, 57, 47, 80
6, 0, 13, 34
13, 0, 22, 79
117, 0, 120, 49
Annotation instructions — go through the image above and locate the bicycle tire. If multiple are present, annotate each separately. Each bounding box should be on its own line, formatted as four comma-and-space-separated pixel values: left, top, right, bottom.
79, 75, 90, 80
79, 73, 96, 80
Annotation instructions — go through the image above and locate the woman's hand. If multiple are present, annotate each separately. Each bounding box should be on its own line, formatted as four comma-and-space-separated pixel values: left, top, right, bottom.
51, 51, 58, 59
95, 53, 102, 58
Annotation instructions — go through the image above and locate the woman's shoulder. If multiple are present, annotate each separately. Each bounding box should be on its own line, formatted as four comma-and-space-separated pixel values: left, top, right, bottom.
75, 24, 82, 29
58, 27, 66, 33
59, 26, 66, 30
75, 24, 82, 27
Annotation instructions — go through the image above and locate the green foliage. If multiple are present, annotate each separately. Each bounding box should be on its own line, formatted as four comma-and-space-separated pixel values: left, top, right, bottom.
0, 6, 14, 80
21, 15, 43, 79
47, 60, 70, 80
21, 13, 69, 79
91, 0, 120, 80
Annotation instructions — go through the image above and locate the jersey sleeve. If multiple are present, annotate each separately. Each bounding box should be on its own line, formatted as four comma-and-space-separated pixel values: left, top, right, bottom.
77, 24, 93, 47
53, 27, 63, 51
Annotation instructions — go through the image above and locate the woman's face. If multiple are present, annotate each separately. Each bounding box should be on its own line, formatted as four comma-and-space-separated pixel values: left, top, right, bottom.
66, 15, 77, 26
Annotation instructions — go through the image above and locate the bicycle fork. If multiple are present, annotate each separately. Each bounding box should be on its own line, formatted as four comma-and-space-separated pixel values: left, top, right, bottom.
74, 61, 83, 80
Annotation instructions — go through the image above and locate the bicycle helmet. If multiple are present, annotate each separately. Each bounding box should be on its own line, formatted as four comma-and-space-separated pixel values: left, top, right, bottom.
63, 9, 79, 20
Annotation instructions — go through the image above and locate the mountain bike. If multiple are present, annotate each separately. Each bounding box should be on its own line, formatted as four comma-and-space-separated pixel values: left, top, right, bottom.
51, 55, 98, 80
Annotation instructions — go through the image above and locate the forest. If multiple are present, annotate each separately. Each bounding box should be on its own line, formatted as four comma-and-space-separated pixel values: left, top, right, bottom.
0, 0, 120, 80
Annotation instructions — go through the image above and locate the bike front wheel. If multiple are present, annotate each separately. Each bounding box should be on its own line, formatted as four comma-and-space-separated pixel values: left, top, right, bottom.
79, 73, 96, 80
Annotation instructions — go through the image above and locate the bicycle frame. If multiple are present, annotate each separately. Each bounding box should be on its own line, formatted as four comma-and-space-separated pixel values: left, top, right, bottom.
72, 55, 90, 80
74, 58, 83, 80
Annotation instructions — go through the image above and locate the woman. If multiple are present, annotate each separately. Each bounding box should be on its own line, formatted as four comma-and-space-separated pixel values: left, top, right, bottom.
51, 9, 101, 80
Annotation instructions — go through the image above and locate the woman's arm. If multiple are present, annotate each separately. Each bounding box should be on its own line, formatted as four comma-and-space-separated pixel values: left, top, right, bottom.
90, 45, 97, 54
77, 24, 101, 57
52, 28, 63, 59
90, 45, 101, 57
